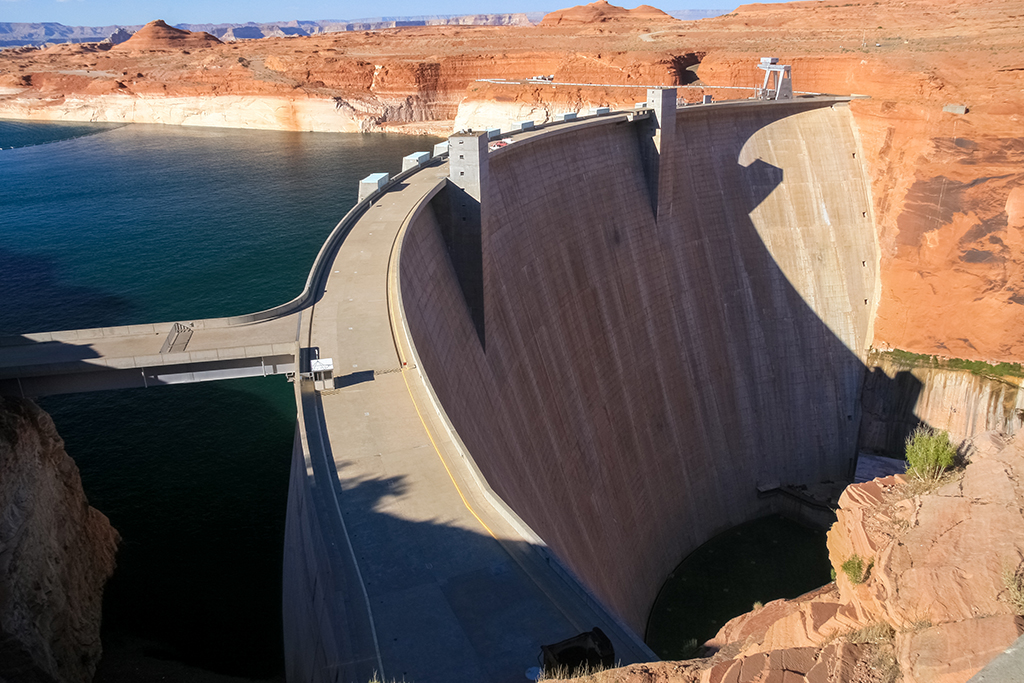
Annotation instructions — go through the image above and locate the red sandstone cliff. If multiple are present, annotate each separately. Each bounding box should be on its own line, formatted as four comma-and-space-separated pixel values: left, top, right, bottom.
689, 0, 1024, 365
0, 0, 1021, 360
540, 0, 677, 26
701, 431, 1024, 682
111, 20, 221, 52
0, 396, 120, 683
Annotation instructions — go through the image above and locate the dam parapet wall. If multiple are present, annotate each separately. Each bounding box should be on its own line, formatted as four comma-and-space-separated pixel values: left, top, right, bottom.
399, 96, 880, 632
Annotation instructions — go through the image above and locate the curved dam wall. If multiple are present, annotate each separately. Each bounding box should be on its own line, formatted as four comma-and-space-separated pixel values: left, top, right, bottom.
399, 99, 878, 632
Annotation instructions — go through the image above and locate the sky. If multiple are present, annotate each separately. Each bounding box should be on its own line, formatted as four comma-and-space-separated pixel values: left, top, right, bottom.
0, 0, 745, 27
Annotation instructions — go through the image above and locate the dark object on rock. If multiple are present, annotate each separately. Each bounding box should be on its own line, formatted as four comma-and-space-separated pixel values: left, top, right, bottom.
540, 627, 614, 674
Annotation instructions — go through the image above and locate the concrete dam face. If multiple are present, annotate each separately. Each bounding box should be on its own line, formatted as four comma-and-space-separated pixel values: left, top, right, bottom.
399, 98, 878, 633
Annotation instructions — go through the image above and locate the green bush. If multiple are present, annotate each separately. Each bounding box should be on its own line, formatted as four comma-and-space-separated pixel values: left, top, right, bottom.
841, 554, 867, 584
905, 426, 957, 482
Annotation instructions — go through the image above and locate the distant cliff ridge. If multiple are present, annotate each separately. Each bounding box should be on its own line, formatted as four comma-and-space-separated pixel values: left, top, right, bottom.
0, 396, 119, 683
0, 22, 144, 47
0, 12, 543, 47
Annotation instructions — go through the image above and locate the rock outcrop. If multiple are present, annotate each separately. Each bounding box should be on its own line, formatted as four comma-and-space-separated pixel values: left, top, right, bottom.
111, 20, 221, 52
540, 0, 677, 26
102, 28, 134, 46
0, 396, 119, 683
858, 356, 1024, 456
705, 430, 1024, 682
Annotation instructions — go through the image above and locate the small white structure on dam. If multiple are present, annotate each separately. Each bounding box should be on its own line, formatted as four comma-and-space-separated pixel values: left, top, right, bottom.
757, 57, 793, 100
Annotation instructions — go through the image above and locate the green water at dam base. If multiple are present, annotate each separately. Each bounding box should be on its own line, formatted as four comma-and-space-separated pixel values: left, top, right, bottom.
646, 514, 832, 660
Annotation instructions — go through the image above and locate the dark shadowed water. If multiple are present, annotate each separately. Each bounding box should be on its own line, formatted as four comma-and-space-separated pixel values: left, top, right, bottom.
0, 121, 442, 679
645, 514, 832, 660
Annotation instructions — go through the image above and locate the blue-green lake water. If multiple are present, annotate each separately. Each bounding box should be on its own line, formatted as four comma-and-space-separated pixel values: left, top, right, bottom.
0, 121, 442, 679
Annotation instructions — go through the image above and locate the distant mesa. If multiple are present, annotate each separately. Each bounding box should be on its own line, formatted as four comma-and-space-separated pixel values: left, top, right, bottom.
221, 24, 311, 41
221, 25, 268, 41
111, 19, 221, 51
540, 0, 676, 26
102, 27, 134, 45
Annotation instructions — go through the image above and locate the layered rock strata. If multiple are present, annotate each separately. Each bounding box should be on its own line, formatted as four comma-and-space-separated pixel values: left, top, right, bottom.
0, 396, 119, 683
859, 357, 1024, 456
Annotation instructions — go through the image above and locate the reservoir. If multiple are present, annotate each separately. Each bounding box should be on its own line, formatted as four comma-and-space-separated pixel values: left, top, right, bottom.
0, 121, 442, 679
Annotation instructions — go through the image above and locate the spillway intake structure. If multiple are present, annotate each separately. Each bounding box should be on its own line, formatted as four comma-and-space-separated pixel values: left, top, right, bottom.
399, 95, 879, 632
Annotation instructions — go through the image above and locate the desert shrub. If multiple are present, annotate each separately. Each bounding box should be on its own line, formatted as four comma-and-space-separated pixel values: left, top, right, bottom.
905, 426, 957, 482
1002, 564, 1024, 615
848, 621, 894, 644
847, 622, 898, 683
539, 661, 614, 681
871, 643, 901, 683
841, 554, 868, 584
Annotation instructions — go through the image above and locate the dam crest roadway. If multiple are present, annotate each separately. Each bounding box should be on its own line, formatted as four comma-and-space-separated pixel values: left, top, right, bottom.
0, 87, 878, 683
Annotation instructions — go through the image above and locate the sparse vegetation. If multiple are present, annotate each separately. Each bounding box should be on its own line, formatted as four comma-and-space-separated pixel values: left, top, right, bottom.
869, 348, 1024, 380
848, 621, 894, 644
847, 622, 899, 683
539, 661, 616, 681
870, 643, 901, 683
841, 554, 870, 584
1002, 563, 1024, 615
905, 426, 957, 482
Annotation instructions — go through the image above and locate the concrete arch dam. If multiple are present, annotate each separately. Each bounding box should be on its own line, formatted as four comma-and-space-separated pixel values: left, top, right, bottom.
398, 96, 877, 633
0, 93, 880, 682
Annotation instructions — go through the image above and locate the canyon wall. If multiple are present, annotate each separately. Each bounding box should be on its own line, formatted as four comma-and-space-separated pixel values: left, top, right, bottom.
859, 357, 1024, 456
0, 92, 377, 132
696, 9, 1024, 363
0, 396, 119, 683
400, 99, 878, 631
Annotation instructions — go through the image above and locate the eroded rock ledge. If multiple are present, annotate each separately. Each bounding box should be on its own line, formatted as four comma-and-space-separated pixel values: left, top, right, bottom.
0, 396, 119, 683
